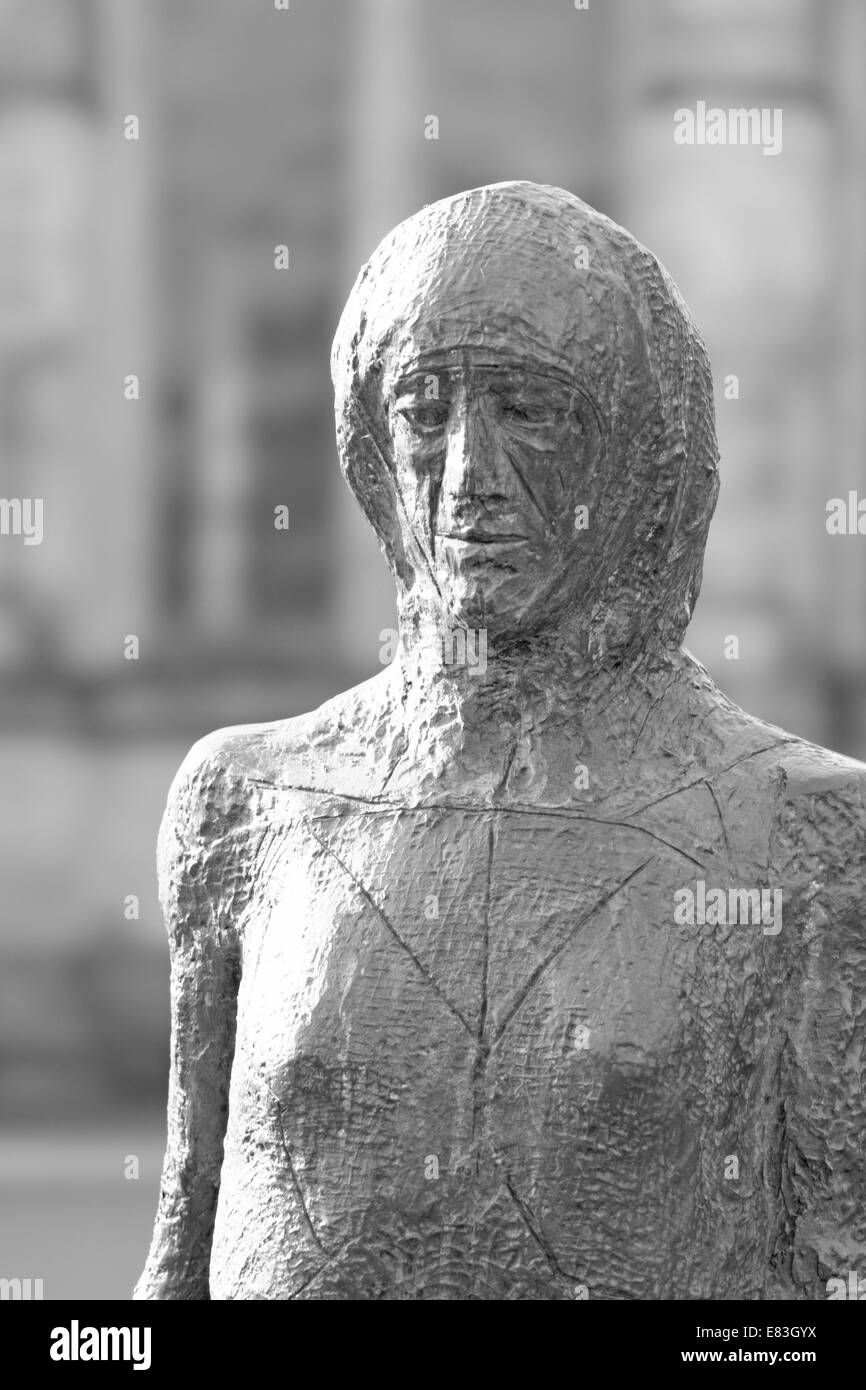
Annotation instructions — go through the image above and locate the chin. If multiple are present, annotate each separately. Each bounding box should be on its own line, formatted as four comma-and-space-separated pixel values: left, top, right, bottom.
442, 578, 546, 641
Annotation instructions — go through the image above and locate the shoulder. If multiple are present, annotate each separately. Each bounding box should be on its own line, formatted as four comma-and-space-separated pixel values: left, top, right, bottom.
156, 671, 399, 948
159, 667, 398, 878
764, 733, 866, 800
755, 734, 866, 862
674, 676, 866, 926
691, 678, 866, 835
680, 653, 866, 810
756, 739, 866, 956
717, 716, 866, 886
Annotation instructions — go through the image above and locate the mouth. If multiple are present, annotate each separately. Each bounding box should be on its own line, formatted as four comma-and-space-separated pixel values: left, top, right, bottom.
438, 529, 529, 546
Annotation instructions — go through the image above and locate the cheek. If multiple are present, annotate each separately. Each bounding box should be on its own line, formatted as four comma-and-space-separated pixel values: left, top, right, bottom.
542, 449, 607, 554
393, 450, 441, 534
510, 435, 583, 519
548, 427, 604, 510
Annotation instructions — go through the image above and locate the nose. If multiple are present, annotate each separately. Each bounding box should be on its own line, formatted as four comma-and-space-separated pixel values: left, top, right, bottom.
441, 390, 515, 511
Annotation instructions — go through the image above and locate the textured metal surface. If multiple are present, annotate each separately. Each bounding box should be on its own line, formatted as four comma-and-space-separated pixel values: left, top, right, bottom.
136, 184, 866, 1301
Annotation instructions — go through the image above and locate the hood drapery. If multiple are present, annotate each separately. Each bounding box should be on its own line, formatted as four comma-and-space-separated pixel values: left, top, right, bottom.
331, 181, 719, 657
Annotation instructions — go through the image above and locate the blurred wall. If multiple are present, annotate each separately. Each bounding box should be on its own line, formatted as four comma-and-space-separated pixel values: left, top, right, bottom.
0, 0, 864, 1294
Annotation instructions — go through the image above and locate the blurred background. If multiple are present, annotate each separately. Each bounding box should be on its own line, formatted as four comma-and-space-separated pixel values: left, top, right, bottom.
1, 0, 864, 1299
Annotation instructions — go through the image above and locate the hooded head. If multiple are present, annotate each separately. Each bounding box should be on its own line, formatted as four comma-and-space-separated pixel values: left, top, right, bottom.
331, 181, 719, 665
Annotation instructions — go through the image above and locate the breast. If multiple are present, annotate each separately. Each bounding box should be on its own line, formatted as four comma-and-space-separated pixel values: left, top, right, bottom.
210, 803, 757, 1299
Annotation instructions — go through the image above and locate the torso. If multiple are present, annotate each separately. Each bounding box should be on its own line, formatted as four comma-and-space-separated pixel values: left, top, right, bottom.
209, 733, 795, 1300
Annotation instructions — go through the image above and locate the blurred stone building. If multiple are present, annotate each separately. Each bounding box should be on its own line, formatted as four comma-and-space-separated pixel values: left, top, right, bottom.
1, 0, 864, 1121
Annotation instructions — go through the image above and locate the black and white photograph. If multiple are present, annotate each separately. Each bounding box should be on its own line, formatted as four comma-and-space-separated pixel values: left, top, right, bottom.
1, 0, 864, 1358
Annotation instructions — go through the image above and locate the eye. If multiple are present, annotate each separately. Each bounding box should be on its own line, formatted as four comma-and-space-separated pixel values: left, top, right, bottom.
501, 399, 556, 425
393, 398, 450, 433
499, 395, 567, 428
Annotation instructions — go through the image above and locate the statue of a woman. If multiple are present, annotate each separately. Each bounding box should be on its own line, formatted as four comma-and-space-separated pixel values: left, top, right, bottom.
136, 182, 866, 1300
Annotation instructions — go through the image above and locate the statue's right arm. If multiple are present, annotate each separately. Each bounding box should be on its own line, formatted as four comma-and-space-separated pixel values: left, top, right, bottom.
133, 736, 243, 1300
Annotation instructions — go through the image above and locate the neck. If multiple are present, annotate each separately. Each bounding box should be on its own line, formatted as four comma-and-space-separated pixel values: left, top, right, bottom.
391, 605, 683, 760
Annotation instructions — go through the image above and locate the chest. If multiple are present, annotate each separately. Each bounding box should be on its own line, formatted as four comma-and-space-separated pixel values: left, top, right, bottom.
235, 806, 716, 1126
220, 803, 775, 1297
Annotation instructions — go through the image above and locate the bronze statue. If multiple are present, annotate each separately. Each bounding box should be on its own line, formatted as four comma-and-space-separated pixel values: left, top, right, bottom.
136, 183, 865, 1301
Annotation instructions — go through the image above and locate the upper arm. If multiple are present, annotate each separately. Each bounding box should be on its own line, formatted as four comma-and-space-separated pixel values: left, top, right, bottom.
773, 769, 866, 1295
134, 734, 244, 1300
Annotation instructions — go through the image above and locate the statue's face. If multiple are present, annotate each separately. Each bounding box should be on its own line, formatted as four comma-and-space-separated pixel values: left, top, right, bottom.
387, 347, 605, 638
335, 187, 718, 660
